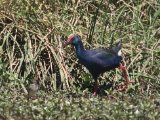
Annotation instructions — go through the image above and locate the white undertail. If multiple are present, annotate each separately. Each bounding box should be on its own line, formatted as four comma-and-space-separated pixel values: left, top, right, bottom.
118, 49, 122, 56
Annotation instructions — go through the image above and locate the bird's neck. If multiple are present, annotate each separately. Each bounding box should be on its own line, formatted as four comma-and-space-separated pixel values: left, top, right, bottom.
74, 41, 85, 56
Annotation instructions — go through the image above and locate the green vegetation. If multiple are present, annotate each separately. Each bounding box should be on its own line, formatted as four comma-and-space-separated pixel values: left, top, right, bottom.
0, 0, 160, 119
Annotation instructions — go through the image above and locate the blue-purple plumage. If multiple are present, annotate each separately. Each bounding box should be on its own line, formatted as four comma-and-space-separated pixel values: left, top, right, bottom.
64, 35, 122, 80
64, 34, 134, 95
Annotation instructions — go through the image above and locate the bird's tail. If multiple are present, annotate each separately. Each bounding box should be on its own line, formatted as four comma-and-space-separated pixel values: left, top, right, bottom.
116, 39, 122, 56
112, 39, 122, 56
116, 39, 122, 50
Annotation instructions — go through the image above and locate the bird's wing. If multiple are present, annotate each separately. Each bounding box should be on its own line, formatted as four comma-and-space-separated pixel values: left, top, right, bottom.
89, 48, 116, 58
86, 48, 117, 67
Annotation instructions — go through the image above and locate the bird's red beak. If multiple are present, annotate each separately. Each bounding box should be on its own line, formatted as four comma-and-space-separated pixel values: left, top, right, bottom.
63, 35, 75, 49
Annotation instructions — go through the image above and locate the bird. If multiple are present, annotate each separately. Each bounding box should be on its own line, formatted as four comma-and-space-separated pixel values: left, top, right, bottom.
64, 34, 133, 95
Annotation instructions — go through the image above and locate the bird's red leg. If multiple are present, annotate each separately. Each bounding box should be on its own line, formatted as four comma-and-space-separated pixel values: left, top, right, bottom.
93, 81, 98, 96
116, 63, 134, 92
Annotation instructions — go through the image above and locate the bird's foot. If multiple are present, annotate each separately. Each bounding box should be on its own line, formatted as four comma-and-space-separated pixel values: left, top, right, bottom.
93, 91, 97, 96
115, 80, 134, 92
93, 81, 99, 96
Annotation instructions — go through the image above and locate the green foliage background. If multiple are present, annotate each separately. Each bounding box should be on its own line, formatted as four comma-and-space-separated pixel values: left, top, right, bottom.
0, 0, 160, 119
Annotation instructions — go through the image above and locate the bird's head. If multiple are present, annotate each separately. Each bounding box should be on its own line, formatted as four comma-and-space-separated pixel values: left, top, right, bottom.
63, 34, 81, 48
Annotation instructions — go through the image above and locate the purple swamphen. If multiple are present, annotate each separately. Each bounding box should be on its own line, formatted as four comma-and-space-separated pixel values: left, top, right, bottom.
64, 34, 133, 95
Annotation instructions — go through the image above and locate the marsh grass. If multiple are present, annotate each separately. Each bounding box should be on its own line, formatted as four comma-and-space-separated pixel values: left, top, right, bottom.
0, 0, 160, 119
